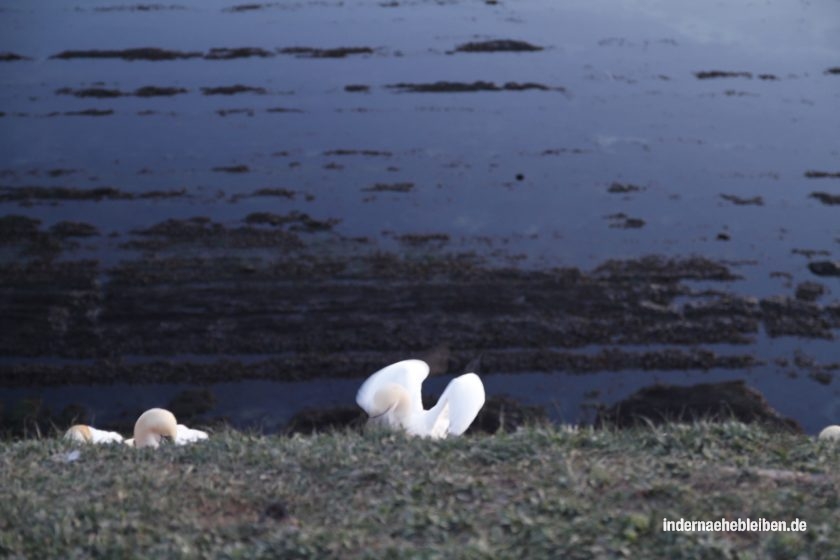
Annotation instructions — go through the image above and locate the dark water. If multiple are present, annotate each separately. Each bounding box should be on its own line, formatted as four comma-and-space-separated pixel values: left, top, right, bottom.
1, 0, 839, 433
3, 354, 839, 434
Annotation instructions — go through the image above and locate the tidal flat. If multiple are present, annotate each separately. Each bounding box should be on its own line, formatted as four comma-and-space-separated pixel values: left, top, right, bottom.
1, 0, 839, 434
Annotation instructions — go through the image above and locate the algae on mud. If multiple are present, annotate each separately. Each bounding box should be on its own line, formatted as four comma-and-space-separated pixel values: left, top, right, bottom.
1, 0, 839, 441
1, 244, 837, 382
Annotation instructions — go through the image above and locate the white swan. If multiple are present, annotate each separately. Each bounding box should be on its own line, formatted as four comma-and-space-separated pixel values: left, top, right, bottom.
818, 425, 840, 441
127, 408, 209, 448
175, 423, 209, 445
356, 359, 485, 438
131, 408, 178, 448
64, 424, 124, 444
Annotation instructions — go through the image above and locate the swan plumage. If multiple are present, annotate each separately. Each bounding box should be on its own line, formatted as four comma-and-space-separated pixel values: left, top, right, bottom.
127, 408, 209, 448
818, 425, 840, 441
175, 424, 209, 445
356, 359, 485, 438
64, 424, 124, 444
132, 408, 178, 448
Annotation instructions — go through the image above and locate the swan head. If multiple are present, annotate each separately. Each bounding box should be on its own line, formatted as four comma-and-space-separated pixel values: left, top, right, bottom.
64, 424, 92, 443
818, 425, 840, 441
133, 408, 178, 449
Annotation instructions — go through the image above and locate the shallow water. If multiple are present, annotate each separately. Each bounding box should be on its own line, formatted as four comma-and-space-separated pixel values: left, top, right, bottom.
1, 0, 839, 432
2, 359, 838, 434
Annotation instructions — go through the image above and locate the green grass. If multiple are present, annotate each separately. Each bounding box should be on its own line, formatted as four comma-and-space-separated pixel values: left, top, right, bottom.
1, 423, 838, 559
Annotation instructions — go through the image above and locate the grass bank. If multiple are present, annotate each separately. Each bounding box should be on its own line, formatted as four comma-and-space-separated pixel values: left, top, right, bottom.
1, 423, 838, 559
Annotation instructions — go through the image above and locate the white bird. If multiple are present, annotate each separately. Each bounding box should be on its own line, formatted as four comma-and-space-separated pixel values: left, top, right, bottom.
175, 424, 209, 445
818, 425, 840, 441
127, 408, 209, 448
131, 408, 178, 449
356, 359, 486, 438
64, 424, 124, 444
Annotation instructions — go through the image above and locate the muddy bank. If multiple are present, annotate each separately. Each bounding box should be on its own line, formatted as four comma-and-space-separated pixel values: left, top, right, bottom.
51, 46, 350, 61
278, 47, 374, 58
808, 261, 840, 277
223, 3, 278, 13
204, 47, 274, 59
1, 238, 838, 383
60, 109, 114, 117
0, 216, 100, 258
51, 48, 203, 61
387, 81, 559, 93
89, 4, 186, 12
0, 52, 29, 62
720, 194, 764, 206
362, 182, 414, 193
344, 85, 370, 93
201, 85, 267, 95
0, 186, 186, 203
810, 192, 840, 205
804, 170, 840, 179
120, 215, 316, 251
56, 86, 188, 98
607, 182, 644, 194
265, 107, 304, 113
694, 71, 753, 79
324, 149, 392, 157
0, 347, 763, 387
596, 380, 802, 433
605, 213, 645, 229
229, 187, 301, 202
452, 40, 544, 53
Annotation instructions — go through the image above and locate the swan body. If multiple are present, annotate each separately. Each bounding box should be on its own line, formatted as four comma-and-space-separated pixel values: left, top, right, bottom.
132, 408, 178, 448
64, 424, 124, 444
175, 424, 209, 445
356, 359, 485, 438
127, 408, 209, 448
818, 425, 840, 441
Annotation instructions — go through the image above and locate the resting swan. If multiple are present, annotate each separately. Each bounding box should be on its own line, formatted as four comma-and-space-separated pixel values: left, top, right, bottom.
176, 423, 209, 444
126, 408, 209, 448
64, 424, 124, 444
356, 359, 485, 438
818, 425, 840, 441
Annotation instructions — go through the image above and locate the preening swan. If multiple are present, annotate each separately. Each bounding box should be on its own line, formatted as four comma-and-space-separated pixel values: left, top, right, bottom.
132, 408, 178, 449
818, 425, 840, 441
356, 359, 485, 438
64, 424, 124, 444
128, 408, 209, 448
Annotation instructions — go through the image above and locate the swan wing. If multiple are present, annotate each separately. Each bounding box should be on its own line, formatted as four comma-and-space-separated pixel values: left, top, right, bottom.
175, 424, 209, 445
356, 359, 429, 416
439, 373, 485, 436
427, 400, 450, 439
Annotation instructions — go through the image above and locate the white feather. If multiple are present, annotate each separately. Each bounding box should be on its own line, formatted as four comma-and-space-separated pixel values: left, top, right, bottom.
818, 425, 840, 441
356, 359, 429, 417
88, 427, 125, 444
356, 359, 485, 438
64, 424, 124, 444
175, 424, 209, 445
